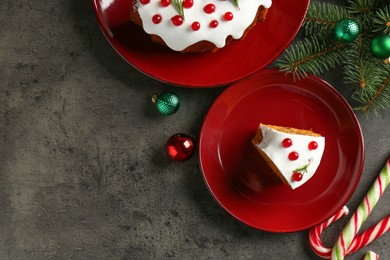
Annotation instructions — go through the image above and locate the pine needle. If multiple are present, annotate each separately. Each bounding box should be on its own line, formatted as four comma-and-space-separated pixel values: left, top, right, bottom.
353, 66, 390, 116
276, 0, 390, 115
277, 34, 346, 80
171, 0, 185, 18
303, 2, 349, 36
372, 5, 390, 34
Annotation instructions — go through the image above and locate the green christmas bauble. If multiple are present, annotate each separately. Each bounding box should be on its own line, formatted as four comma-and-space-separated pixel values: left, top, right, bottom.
370, 34, 390, 59
152, 91, 180, 116
334, 18, 360, 43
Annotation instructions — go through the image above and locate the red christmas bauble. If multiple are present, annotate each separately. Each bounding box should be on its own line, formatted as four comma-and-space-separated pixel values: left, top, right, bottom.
166, 134, 194, 161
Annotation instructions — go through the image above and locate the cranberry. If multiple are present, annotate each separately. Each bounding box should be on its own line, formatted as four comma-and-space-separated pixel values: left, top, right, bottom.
282, 138, 292, 148
191, 21, 200, 31
209, 20, 218, 28
160, 0, 170, 7
223, 12, 233, 21
288, 151, 299, 161
292, 172, 303, 181
152, 14, 162, 24
183, 0, 194, 8
308, 141, 318, 150
171, 15, 184, 26
204, 3, 216, 14
140, 0, 150, 4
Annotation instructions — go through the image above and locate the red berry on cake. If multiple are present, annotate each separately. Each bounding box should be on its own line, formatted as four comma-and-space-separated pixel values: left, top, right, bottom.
309, 141, 318, 150
160, 0, 170, 7
282, 138, 293, 148
209, 20, 218, 28
252, 124, 325, 190
288, 151, 299, 161
191, 21, 201, 31
130, 0, 272, 52
171, 15, 184, 26
183, 0, 194, 8
292, 172, 303, 182
204, 4, 216, 14
152, 14, 162, 24
223, 12, 234, 21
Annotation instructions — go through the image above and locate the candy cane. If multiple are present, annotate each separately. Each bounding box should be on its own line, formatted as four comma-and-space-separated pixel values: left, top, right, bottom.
347, 215, 390, 254
362, 251, 379, 260
309, 158, 390, 259
331, 158, 390, 260
309, 206, 349, 258
310, 212, 390, 258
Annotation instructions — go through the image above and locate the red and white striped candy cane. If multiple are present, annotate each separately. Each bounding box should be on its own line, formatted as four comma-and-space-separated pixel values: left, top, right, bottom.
363, 251, 379, 260
347, 215, 390, 254
309, 206, 349, 258
310, 212, 390, 259
309, 157, 390, 259
331, 158, 390, 260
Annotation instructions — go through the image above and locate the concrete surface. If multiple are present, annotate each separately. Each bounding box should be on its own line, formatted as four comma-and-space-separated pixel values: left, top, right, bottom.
1, 0, 389, 259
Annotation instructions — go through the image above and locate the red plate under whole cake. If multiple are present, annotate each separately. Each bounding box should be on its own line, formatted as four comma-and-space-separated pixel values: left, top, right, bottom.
91, 0, 309, 87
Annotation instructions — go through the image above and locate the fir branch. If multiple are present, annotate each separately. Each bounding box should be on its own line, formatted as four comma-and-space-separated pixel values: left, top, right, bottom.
347, 0, 389, 25
347, 0, 389, 15
277, 0, 390, 115
347, 0, 374, 15
343, 37, 380, 88
352, 64, 390, 115
354, 75, 390, 115
277, 34, 346, 80
303, 2, 349, 36
372, 5, 390, 34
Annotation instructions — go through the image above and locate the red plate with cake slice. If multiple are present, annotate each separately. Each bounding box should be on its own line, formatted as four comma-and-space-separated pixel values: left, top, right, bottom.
91, 0, 309, 87
199, 69, 364, 232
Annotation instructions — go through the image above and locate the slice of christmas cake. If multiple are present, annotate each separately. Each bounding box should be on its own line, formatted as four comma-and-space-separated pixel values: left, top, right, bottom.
252, 124, 325, 189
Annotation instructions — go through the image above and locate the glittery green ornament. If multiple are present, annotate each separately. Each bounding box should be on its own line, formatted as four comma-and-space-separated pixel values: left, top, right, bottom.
334, 18, 360, 43
152, 91, 180, 116
370, 34, 390, 59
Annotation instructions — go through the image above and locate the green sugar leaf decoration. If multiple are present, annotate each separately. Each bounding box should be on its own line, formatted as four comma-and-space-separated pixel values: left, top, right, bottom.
171, 0, 185, 19
231, 0, 239, 8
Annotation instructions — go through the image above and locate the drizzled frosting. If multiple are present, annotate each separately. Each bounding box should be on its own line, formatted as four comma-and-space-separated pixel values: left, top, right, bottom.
136, 0, 272, 51
254, 124, 325, 190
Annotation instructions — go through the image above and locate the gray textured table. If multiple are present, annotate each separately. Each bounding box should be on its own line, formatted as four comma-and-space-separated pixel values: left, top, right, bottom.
1, 0, 389, 259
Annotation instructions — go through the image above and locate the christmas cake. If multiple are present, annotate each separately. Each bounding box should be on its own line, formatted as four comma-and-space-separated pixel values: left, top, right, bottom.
252, 124, 325, 190
130, 0, 272, 53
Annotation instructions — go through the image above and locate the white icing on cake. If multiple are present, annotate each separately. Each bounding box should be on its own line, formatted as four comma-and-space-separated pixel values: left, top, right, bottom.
136, 0, 272, 51
254, 124, 325, 190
